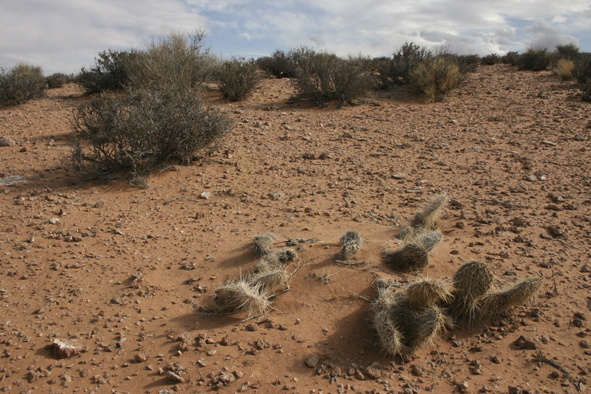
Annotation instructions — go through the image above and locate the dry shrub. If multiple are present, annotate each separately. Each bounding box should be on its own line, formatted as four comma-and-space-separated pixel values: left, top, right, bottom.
573, 54, 591, 102
502, 51, 520, 66
518, 47, 555, 71
68, 87, 232, 181
378, 42, 432, 88
217, 57, 261, 101
124, 30, 219, 91
0, 63, 46, 104
291, 47, 374, 107
46, 73, 71, 89
410, 56, 464, 102
555, 43, 580, 61
556, 59, 575, 80
481, 54, 501, 65
76, 50, 134, 93
257, 50, 297, 78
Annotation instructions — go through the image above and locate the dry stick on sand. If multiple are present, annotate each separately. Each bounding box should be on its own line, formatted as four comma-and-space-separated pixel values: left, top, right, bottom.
536, 351, 584, 392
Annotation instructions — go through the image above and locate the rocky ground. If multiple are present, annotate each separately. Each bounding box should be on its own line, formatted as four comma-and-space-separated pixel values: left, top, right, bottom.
0, 64, 590, 394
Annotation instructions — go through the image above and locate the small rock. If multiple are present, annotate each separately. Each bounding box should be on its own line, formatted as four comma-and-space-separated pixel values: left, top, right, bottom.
526, 175, 537, 182
456, 380, 469, 393
0, 137, 15, 147
200, 192, 211, 200
514, 335, 537, 350
52, 339, 82, 358
305, 354, 319, 368
580, 340, 591, 349
365, 366, 381, 379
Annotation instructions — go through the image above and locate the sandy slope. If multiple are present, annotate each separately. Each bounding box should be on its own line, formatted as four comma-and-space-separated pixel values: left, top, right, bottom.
0, 64, 590, 394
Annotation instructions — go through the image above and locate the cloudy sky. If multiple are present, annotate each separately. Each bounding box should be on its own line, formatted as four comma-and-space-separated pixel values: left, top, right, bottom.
1, 0, 590, 75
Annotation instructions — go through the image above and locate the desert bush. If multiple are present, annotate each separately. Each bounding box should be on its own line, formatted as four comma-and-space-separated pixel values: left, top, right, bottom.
217, 57, 261, 100
378, 42, 432, 88
124, 30, 217, 91
76, 50, 134, 94
481, 53, 501, 65
556, 59, 575, 80
290, 47, 374, 106
518, 47, 554, 71
410, 56, 464, 103
257, 50, 297, 78
573, 54, 591, 101
556, 43, 580, 61
501, 51, 520, 66
455, 54, 480, 73
46, 73, 71, 89
0, 63, 46, 104
68, 86, 233, 180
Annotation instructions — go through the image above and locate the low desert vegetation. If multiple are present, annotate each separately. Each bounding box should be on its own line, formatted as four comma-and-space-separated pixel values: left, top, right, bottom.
573, 53, 591, 101
217, 56, 261, 101
289, 47, 374, 107
518, 47, 555, 71
501, 51, 520, 66
556, 59, 575, 80
377, 42, 432, 88
76, 50, 133, 94
46, 72, 72, 89
481, 53, 501, 65
555, 43, 580, 61
123, 30, 219, 91
410, 55, 465, 103
68, 86, 232, 183
0, 63, 46, 105
257, 49, 297, 78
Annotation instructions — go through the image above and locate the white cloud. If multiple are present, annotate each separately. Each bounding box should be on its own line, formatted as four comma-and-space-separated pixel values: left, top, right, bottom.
0, 0, 589, 74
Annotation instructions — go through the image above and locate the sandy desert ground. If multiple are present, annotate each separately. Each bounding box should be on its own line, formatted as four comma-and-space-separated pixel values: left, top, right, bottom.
0, 64, 590, 394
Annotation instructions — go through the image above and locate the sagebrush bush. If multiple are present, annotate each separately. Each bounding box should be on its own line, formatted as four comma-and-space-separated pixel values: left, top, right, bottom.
555, 43, 580, 61
217, 57, 261, 100
556, 59, 575, 80
46, 73, 71, 89
481, 54, 501, 65
502, 51, 520, 66
410, 56, 464, 103
455, 54, 480, 73
124, 31, 218, 90
378, 42, 432, 88
573, 54, 591, 101
69, 86, 233, 180
0, 63, 46, 104
76, 50, 133, 93
290, 47, 374, 106
257, 50, 296, 78
518, 47, 555, 71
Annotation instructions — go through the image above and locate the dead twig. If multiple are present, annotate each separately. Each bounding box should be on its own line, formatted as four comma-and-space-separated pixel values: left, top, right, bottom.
471, 196, 531, 209
535, 351, 583, 392
333, 259, 366, 267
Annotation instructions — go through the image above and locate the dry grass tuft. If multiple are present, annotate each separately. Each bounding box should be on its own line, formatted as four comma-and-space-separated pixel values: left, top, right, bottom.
371, 303, 406, 357
248, 268, 290, 294
556, 59, 575, 80
448, 260, 496, 325
413, 305, 450, 348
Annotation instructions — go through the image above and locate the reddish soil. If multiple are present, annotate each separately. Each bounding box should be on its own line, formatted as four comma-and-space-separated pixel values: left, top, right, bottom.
0, 64, 590, 394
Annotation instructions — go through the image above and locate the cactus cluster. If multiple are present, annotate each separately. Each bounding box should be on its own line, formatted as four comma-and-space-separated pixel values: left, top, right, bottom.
212, 233, 297, 317
384, 196, 447, 272
371, 260, 543, 357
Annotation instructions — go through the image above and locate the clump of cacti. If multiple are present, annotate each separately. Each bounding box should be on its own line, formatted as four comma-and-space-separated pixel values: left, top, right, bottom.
370, 260, 544, 357
383, 231, 442, 272
370, 277, 451, 357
